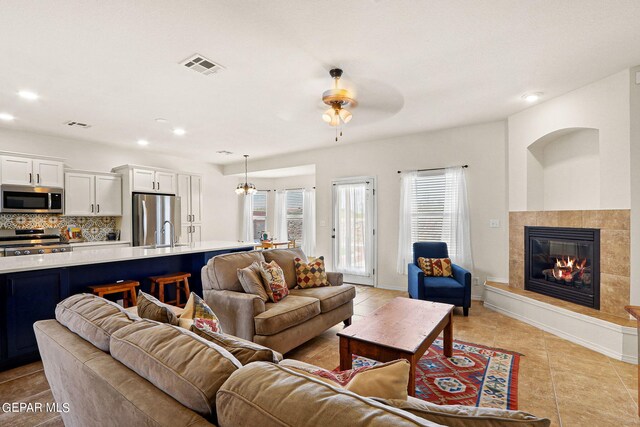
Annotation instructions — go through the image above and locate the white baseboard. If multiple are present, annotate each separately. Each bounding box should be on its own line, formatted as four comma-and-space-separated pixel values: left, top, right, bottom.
484, 284, 638, 364
376, 282, 407, 291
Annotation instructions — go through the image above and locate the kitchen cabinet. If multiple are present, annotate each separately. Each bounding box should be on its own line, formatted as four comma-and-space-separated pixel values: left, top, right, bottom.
177, 173, 203, 244
132, 168, 176, 194
0, 155, 64, 188
65, 171, 122, 216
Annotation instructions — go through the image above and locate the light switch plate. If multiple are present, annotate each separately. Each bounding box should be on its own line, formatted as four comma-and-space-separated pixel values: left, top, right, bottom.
489, 219, 500, 228
319, 220, 327, 227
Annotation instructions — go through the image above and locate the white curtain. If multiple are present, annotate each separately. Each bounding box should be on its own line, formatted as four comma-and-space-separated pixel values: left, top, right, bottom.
273, 190, 288, 242
396, 171, 417, 274
334, 183, 367, 276
301, 189, 316, 256
240, 195, 254, 242
442, 167, 474, 272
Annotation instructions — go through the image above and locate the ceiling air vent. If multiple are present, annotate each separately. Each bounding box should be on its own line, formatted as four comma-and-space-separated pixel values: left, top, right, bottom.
180, 54, 224, 76
216, 150, 233, 155
65, 121, 91, 128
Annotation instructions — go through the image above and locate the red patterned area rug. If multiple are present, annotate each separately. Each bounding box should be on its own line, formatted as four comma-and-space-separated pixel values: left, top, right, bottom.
350, 339, 521, 409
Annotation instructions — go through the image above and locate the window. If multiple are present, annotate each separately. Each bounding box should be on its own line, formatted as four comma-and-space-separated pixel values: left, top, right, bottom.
410, 171, 449, 249
252, 191, 268, 241
285, 190, 304, 245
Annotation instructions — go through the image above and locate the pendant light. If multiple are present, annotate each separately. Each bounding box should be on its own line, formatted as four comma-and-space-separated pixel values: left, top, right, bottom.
235, 154, 257, 195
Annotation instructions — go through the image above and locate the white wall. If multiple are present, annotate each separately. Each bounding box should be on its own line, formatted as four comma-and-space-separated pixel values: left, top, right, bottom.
225, 121, 509, 290
508, 70, 631, 211
0, 127, 238, 241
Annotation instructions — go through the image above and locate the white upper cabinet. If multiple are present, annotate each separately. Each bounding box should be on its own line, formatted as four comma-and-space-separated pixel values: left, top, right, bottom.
33, 159, 64, 188
65, 171, 122, 216
155, 171, 176, 194
0, 155, 64, 187
190, 175, 202, 223
132, 168, 156, 192
65, 173, 94, 215
1, 156, 33, 185
95, 175, 122, 216
132, 168, 176, 194
177, 174, 191, 223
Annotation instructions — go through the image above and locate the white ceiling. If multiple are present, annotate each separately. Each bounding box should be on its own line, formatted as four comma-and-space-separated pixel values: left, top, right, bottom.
1, 1, 640, 165
230, 164, 315, 179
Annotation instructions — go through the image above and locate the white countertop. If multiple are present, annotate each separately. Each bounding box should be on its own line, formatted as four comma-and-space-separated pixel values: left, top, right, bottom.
69, 240, 131, 247
0, 240, 254, 274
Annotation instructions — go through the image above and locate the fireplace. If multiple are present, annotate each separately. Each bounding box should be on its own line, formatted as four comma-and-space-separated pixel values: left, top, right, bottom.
524, 226, 600, 309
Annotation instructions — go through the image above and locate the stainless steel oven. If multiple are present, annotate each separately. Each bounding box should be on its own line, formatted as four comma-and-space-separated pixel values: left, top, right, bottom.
0, 185, 64, 213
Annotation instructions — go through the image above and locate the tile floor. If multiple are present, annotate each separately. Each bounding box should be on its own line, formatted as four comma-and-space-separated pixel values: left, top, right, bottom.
1, 285, 638, 426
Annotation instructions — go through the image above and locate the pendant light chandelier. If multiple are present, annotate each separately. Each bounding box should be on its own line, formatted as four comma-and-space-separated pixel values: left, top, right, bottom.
322, 68, 354, 142
235, 154, 257, 195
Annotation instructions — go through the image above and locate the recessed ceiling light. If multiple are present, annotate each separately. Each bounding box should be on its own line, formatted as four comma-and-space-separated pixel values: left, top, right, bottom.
18, 90, 39, 100
172, 128, 186, 136
0, 113, 15, 121
137, 139, 149, 146
155, 118, 168, 123
522, 92, 543, 103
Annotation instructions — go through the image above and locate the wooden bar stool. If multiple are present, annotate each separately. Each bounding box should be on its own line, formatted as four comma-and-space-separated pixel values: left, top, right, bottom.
148, 272, 191, 308
88, 280, 139, 308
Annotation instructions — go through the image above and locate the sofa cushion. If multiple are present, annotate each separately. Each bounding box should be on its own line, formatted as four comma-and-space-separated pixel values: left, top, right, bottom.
136, 291, 179, 325
55, 293, 138, 352
190, 327, 282, 365
259, 260, 290, 303
263, 247, 308, 289
216, 362, 442, 427
237, 261, 269, 302
280, 358, 410, 400
423, 277, 464, 299
254, 295, 320, 336
290, 284, 356, 313
110, 319, 241, 419
379, 397, 551, 427
204, 250, 265, 292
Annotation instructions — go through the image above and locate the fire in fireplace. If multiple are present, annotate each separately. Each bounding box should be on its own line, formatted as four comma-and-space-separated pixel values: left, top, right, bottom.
525, 226, 600, 309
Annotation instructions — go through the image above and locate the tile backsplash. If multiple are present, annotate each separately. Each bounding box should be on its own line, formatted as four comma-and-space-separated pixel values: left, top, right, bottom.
0, 214, 117, 242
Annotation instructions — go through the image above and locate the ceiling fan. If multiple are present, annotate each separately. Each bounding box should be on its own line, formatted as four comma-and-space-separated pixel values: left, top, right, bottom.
321, 68, 357, 141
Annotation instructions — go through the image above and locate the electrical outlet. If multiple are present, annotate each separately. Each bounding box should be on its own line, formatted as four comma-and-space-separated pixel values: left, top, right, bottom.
489, 219, 500, 228
472, 277, 479, 286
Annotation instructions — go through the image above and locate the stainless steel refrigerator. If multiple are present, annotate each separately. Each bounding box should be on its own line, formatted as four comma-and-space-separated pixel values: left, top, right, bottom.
132, 193, 181, 247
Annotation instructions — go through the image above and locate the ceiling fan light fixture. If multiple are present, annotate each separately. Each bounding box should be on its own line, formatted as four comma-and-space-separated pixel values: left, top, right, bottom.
338, 108, 352, 123
321, 68, 355, 140
322, 108, 335, 123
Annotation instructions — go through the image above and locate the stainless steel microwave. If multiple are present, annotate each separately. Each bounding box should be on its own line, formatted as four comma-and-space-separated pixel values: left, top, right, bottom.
0, 185, 64, 213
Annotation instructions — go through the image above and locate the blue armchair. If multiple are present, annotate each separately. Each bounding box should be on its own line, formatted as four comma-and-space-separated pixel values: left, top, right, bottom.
408, 242, 472, 316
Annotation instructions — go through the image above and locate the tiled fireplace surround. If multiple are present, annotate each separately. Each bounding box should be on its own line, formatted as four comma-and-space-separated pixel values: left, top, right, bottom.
509, 210, 630, 319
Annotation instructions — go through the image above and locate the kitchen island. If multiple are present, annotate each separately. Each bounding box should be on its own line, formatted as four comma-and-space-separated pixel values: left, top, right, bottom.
0, 240, 254, 370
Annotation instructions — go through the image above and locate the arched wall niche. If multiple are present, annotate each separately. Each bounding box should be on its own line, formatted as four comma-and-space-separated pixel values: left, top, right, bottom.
526, 127, 600, 210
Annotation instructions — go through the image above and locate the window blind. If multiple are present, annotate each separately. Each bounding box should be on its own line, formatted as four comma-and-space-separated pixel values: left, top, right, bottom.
410, 171, 446, 245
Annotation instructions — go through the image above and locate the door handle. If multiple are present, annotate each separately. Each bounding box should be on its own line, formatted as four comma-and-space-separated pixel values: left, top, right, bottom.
37, 173, 40, 184
157, 181, 160, 190
152, 181, 155, 190
91, 204, 94, 213
97, 204, 100, 213
29, 172, 32, 183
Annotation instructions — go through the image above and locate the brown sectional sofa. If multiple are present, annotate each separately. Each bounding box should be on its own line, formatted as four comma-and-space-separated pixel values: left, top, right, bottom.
34, 294, 551, 427
201, 247, 355, 354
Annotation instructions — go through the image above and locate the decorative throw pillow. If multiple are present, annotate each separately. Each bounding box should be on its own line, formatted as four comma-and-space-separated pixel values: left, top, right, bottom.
418, 257, 453, 277
178, 292, 223, 332
136, 291, 179, 325
294, 256, 330, 288
190, 325, 282, 365
259, 260, 289, 303
283, 359, 410, 400
237, 261, 269, 302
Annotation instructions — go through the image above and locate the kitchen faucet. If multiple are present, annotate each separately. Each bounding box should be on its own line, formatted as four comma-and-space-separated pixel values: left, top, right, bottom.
162, 220, 176, 248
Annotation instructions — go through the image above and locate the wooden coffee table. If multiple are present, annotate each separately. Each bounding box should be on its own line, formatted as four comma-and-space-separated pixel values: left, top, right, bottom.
337, 297, 454, 396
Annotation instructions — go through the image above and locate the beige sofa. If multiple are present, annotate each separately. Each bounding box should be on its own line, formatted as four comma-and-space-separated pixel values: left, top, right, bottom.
34, 295, 551, 427
201, 247, 355, 354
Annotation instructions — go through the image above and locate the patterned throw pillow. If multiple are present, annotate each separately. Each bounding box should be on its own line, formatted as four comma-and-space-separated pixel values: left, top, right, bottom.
284, 359, 410, 400
418, 257, 453, 277
259, 260, 289, 303
294, 256, 330, 288
178, 292, 223, 332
